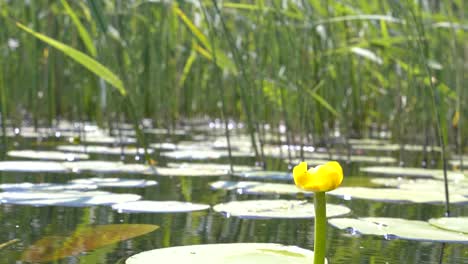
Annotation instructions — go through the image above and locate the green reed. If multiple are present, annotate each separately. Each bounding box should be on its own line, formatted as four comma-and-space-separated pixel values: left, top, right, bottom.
0, 0, 465, 165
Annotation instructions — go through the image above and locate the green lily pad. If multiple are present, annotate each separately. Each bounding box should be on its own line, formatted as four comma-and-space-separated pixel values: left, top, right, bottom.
210, 181, 313, 196
7, 150, 89, 161
348, 138, 389, 145
0, 190, 141, 207
0, 161, 68, 173
22, 224, 158, 262
329, 217, 468, 243
429, 217, 468, 234
157, 163, 258, 177
126, 243, 323, 264
351, 144, 441, 152
63, 161, 157, 174
292, 155, 396, 164
70, 178, 158, 188
112, 201, 210, 213
0, 182, 97, 191
57, 145, 154, 155
449, 159, 468, 168
149, 142, 178, 151
213, 200, 350, 219
233, 171, 292, 181
360, 166, 465, 180
328, 187, 468, 204
371, 178, 468, 196
144, 128, 187, 136
81, 135, 136, 145
161, 149, 224, 160
161, 149, 252, 160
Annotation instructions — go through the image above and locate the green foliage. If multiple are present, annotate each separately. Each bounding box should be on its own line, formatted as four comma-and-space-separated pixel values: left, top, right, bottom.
0, 0, 465, 149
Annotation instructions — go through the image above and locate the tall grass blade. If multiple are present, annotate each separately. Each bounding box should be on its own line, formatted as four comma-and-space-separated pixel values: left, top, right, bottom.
16, 22, 127, 96
60, 0, 97, 57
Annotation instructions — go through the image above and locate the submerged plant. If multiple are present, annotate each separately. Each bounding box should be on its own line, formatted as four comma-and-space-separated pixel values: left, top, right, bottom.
293, 161, 343, 264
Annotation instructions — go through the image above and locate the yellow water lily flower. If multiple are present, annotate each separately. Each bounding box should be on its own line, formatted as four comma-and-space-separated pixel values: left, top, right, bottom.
293, 161, 343, 192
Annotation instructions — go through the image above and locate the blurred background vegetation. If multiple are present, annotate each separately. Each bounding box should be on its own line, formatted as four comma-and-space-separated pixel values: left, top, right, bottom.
0, 0, 466, 158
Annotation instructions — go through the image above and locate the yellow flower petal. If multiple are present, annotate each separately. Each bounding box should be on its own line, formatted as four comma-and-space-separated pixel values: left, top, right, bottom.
293, 162, 309, 188
292, 161, 343, 192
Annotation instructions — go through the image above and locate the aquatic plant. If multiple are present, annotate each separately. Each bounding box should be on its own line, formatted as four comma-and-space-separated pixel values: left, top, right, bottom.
293, 161, 343, 264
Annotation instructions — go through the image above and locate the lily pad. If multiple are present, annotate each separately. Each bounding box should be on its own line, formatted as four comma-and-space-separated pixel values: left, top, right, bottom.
112, 201, 209, 213
144, 128, 187, 136
57, 145, 154, 155
233, 171, 293, 181
360, 166, 465, 180
155, 163, 259, 177
329, 217, 468, 243
348, 138, 389, 145
328, 187, 468, 204
81, 135, 136, 145
149, 142, 178, 151
370, 178, 468, 196
126, 243, 323, 264
0, 161, 68, 173
213, 200, 350, 219
161, 149, 224, 160
449, 159, 468, 168
70, 178, 158, 188
429, 217, 468, 234
210, 181, 313, 196
63, 161, 157, 175
351, 144, 441, 152
0, 182, 97, 191
309, 155, 396, 163
22, 224, 158, 262
161, 149, 252, 160
0, 190, 141, 207
7, 150, 89, 161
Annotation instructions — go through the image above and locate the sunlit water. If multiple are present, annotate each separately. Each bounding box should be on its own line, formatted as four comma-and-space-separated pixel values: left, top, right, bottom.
0, 138, 467, 263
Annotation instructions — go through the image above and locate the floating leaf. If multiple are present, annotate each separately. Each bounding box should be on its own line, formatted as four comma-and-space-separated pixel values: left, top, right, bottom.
233, 171, 292, 182
156, 163, 258, 177
161, 149, 252, 160
449, 159, 468, 169
351, 144, 441, 152
22, 224, 158, 262
0, 182, 97, 192
329, 217, 468, 243
360, 166, 465, 180
7, 150, 89, 161
0, 161, 67, 173
126, 243, 323, 264
70, 178, 158, 188
286, 155, 395, 164
371, 178, 468, 196
80, 135, 136, 145
0, 190, 141, 207
57, 145, 153, 155
63, 161, 157, 175
213, 200, 350, 219
329, 187, 468, 204
210, 181, 313, 196
429, 217, 468, 234
348, 138, 389, 145
0, 160, 257, 176
112, 201, 209, 213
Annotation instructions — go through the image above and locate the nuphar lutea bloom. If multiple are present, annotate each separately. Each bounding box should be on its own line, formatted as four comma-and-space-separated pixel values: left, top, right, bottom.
293, 161, 343, 192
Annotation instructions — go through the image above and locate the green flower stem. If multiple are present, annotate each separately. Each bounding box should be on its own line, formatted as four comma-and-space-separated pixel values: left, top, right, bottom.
314, 191, 326, 264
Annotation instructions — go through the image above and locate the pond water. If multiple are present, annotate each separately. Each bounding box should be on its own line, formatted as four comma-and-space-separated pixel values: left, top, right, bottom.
0, 133, 467, 264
